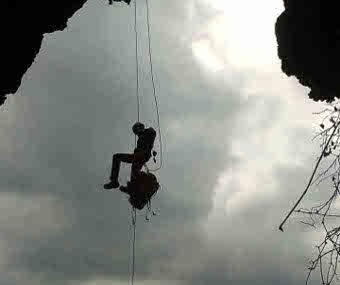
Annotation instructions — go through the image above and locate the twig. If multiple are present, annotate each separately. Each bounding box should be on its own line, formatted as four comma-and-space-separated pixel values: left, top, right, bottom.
279, 120, 340, 232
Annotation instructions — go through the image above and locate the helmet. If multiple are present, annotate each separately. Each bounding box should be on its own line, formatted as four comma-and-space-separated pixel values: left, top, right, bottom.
132, 122, 144, 134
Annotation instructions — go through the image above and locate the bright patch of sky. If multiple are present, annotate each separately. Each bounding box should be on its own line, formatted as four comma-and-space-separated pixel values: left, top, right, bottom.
191, 0, 284, 72
194, 0, 323, 231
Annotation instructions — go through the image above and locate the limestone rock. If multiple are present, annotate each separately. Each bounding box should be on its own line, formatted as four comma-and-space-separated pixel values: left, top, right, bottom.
0, 0, 88, 106
275, 0, 340, 102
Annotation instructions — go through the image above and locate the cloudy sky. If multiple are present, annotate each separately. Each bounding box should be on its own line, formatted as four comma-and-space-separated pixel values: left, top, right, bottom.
0, 0, 332, 284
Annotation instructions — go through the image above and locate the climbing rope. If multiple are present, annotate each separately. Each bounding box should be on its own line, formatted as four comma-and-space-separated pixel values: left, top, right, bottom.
145, 0, 163, 172
130, 206, 137, 285
129, 1, 162, 284
134, 0, 140, 123
133, 0, 163, 172
131, 2, 139, 285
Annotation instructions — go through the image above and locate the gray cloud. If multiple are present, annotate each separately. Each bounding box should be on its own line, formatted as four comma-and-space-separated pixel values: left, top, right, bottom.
0, 0, 329, 285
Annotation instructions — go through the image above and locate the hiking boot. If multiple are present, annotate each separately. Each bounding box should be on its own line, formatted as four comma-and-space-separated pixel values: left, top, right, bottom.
104, 180, 120, 189
120, 185, 130, 194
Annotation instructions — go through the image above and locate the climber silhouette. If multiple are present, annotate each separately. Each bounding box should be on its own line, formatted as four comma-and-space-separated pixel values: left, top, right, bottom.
108, 0, 131, 5
104, 122, 156, 189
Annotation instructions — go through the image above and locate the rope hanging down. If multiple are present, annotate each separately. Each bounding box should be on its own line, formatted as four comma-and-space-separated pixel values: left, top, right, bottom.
145, 0, 162, 172
129, 1, 162, 284
133, 0, 163, 172
131, 2, 139, 285
134, 0, 140, 123
130, 207, 137, 285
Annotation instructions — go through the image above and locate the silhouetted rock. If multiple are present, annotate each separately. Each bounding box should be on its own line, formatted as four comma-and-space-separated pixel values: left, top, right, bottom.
276, 0, 340, 102
0, 0, 88, 106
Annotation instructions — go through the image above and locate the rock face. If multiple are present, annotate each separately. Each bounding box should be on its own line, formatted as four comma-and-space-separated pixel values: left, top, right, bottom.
0, 0, 88, 106
275, 0, 340, 102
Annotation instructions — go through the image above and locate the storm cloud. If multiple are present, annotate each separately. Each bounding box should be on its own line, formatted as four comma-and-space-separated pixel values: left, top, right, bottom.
0, 1, 330, 285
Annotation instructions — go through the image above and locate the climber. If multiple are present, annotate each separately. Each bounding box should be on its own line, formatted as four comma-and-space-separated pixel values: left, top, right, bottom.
104, 122, 156, 189
108, 0, 131, 5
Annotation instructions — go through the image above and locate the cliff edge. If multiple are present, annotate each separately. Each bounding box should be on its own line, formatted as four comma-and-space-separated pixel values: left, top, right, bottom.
0, 0, 88, 106
276, 0, 340, 102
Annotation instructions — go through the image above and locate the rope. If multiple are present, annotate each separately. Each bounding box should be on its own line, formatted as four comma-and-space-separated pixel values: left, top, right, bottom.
146, 0, 156, 102
145, 0, 163, 172
131, 206, 137, 285
129, 3, 162, 283
131, 4, 139, 285
134, 0, 140, 123
127, 205, 132, 282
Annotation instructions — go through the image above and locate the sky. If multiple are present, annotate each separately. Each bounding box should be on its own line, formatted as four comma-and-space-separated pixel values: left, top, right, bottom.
0, 0, 333, 284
